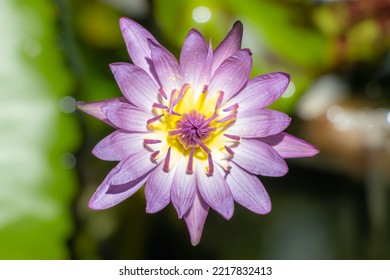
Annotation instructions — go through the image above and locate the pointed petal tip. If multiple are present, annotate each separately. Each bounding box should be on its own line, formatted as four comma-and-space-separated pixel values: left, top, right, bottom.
303, 139, 320, 156
75, 101, 89, 111
145, 197, 170, 214
75, 97, 127, 114
183, 191, 209, 247
173, 204, 191, 219
309, 145, 320, 157
209, 190, 234, 221
109, 62, 122, 71
88, 192, 114, 210
248, 201, 272, 215
242, 48, 253, 56
191, 237, 201, 246
145, 198, 163, 214
257, 199, 272, 215
281, 71, 290, 80
119, 17, 135, 28
263, 203, 272, 214
119, 17, 140, 35
145, 205, 156, 214
222, 207, 234, 220
119, 16, 129, 23
212, 19, 244, 74
187, 28, 203, 37
232, 20, 243, 29
279, 72, 291, 92
75, 100, 112, 124
279, 164, 289, 177
298, 139, 320, 157
88, 204, 99, 211
230, 20, 243, 39
273, 71, 290, 84
266, 71, 290, 83
174, 204, 191, 219
263, 132, 320, 159
258, 71, 291, 94
187, 224, 203, 247
173, 203, 187, 218
91, 145, 100, 159
88, 197, 103, 210
210, 195, 235, 220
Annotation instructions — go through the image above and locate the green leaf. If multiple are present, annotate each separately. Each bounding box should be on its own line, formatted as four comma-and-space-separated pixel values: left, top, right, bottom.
0, 0, 79, 259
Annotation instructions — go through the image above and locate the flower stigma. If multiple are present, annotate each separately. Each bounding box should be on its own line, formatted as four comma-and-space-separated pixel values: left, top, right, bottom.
145, 83, 239, 176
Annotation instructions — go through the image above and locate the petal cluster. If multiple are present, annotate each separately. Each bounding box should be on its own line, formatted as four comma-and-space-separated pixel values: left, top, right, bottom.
77, 18, 319, 246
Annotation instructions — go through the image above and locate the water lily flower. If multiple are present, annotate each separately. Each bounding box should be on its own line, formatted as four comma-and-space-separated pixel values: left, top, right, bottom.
77, 18, 319, 246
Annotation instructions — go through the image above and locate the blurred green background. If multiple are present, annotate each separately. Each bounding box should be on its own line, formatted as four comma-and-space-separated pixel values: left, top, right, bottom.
1, 0, 390, 259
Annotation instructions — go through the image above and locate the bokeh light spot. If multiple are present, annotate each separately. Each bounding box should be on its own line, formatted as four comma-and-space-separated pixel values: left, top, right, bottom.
59, 96, 77, 113
326, 105, 344, 123
60, 153, 77, 169
282, 82, 295, 98
192, 6, 212, 23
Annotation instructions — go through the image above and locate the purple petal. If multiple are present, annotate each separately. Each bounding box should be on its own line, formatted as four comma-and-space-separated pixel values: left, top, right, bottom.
76, 98, 127, 127
261, 132, 319, 158
108, 150, 161, 185
119, 17, 159, 83
183, 191, 209, 246
208, 49, 252, 102
171, 158, 196, 218
196, 42, 213, 96
225, 72, 290, 111
145, 165, 175, 213
196, 161, 234, 220
212, 21, 243, 75
226, 162, 271, 214
89, 167, 150, 210
92, 130, 147, 161
149, 40, 181, 93
110, 63, 158, 111
225, 109, 291, 138
102, 102, 151, 132
179, 29, 208, 92
232, 138, 288, 177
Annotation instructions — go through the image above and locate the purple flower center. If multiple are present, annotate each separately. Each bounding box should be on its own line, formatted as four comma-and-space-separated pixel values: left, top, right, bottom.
146, 84, 241, 175
169, 110, 217, 153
